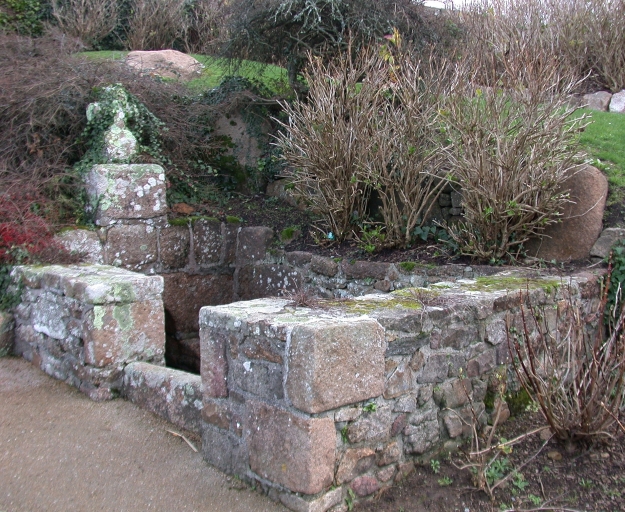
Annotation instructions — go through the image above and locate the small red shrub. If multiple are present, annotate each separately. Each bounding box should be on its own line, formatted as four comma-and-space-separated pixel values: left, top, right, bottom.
0, 193, 65, 264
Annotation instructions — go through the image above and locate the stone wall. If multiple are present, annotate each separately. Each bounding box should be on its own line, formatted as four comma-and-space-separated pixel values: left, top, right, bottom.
198, 271, 602, 511
11, 265, 165, 400
122, 362, 203, 434
63, 159, 507, 374
63, 158, 607, 379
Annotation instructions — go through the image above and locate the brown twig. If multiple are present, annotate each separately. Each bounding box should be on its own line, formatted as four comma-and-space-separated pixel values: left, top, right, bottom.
166, 430, 198, 452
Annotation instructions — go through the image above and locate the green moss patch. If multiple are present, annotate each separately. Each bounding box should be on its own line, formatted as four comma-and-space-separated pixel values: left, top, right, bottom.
169, 216, 219, 227
322, 295, 424, 314
459, 276, 560, 293
398, 261, 417, 272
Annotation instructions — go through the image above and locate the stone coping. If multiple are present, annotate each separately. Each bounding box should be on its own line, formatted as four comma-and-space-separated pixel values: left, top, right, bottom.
12, 264, 163, 304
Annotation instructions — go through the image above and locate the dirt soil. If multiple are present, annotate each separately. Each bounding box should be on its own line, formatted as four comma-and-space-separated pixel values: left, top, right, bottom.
355, 410, 625, 512
0, 357, 286, 512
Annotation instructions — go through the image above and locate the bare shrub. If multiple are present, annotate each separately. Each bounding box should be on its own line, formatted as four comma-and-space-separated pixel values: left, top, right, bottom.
274, 47, 388, 242
124, 0, 187, 51
280, 285, 320, 309
453, 0, 563, 89
0, 32, 103, 217
362, 53, 451, 247
180, 0, 229, 54
549, 0, 625, 92
51, 0, 118, 48
275, 45, 453, 246
439, 56, 587, 261
454, 0, 625, 92
452, 368, 550, 501
508, 277, 625, 447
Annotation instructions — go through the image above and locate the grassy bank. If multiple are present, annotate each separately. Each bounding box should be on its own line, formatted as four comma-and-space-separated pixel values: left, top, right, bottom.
577, 107, 625, 225
80, 51, 290, 93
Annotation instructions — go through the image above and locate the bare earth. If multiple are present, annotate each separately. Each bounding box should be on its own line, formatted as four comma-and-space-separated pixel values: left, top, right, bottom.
0, 357, 286, 512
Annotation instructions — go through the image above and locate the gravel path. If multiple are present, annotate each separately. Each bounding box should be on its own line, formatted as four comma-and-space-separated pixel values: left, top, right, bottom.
0, 357, 286, 512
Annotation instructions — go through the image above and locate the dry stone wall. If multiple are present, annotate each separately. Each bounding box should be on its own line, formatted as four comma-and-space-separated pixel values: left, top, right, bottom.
198, 271, 602, 510
11, 265, 165, 400
65, 157, 505, 374
123, 362, 203, 434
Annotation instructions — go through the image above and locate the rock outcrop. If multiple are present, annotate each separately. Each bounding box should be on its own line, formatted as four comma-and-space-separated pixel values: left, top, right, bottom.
525, 164, 607, 261
125, 50, 204, 81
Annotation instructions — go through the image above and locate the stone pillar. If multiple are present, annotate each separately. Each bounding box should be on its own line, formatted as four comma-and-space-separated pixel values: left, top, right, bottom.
12, 264, 165, 401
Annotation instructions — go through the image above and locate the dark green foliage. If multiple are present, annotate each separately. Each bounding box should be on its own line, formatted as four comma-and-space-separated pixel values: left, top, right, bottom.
0, 0, 46, 35
606, 240, 625, 327
222, 0, 454, 89
0, 265, 22, 311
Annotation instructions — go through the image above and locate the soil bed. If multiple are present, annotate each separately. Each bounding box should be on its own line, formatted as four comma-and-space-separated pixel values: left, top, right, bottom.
171, 194, 600, 273
356, 410, 625, 512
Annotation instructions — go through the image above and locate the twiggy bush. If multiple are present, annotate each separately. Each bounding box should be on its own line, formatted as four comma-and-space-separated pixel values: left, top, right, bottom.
275, 46, 451, 246
438, 57, 586, 261
124, 0, 187, 50
455, 0, 625, 93
453, 369, 549, 501
549, 0, 625, 92
275, 48, 388, 242
51, 0, 118, 48
508, 277, 625, 448
362, 54, 451, 247
180, 0, 228, 54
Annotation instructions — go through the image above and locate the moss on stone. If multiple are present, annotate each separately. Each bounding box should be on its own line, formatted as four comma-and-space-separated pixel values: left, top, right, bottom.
168, 217, 191, 227
398, 261, 417, 272
112, 283, 136, 303
460, 276, 560, 293
226, 215, 243, 224
168, 216, 219, 227
391, 288, 442, 300
112, 304, 133, 331
505, 387, 534, 416
483, 389, 496, 412
280, 226, 299, 242
275, 314, 313, 323
93, 306, 106, 330
322, 295, 423, 314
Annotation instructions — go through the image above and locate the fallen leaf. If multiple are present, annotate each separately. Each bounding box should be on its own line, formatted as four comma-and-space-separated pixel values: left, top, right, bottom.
547, 450, 562, 461
172, 203, 195, 215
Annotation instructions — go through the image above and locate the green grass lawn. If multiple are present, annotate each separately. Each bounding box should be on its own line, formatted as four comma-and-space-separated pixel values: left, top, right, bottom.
80, 50, 128, 61
189, 55, 290, 93
578, 108, 625, 192
576, 108, 625, 224
79, 51, 291, 94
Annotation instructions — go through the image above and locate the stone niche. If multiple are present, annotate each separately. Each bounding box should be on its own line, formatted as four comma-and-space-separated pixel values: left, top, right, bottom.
11, 264, 165, 401
198, 270, 601, 511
